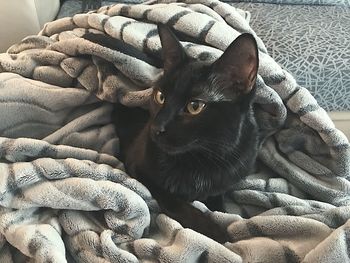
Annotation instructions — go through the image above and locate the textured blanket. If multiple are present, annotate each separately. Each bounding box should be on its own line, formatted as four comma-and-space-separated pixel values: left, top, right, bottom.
0, 0, 349, 262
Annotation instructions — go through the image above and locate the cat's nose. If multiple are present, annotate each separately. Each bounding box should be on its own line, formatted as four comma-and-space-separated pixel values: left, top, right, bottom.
151, 124, 166, 136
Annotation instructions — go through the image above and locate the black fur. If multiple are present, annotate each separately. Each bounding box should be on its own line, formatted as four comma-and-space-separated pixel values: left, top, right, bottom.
113, 24, 260, 243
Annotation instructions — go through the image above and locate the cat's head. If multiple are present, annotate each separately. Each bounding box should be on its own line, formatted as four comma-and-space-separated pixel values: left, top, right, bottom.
149, 24, 259, 155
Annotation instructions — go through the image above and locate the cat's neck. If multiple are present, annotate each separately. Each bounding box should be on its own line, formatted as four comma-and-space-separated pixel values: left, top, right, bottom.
139, 117, 258, 201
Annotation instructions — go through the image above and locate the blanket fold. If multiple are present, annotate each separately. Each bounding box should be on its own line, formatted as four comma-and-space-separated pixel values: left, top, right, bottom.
0, 0, 349, 262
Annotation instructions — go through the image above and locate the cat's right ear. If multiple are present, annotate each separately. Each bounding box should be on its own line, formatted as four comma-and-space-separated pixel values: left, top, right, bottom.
212, 33, 259, 95
158, 24, 187, 74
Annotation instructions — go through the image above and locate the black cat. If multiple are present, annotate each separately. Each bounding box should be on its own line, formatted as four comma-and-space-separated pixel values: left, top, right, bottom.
113, 24, 260, 243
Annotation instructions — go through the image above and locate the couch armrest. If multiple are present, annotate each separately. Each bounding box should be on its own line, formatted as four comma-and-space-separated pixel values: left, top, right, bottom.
0, 0, 60, 52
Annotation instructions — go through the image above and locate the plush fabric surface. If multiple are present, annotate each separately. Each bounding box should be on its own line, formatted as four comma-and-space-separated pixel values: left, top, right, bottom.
0, 0, 349, 262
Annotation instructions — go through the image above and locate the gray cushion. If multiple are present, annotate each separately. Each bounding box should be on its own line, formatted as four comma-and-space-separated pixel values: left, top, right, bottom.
235, 3, 350, 111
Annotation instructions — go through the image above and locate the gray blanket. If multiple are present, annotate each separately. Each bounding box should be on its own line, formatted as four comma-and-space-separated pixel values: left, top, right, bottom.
0, 0, 349, 262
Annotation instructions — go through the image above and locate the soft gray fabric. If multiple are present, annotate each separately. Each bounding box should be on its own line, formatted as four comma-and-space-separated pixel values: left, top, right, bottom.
0, 0, 349, 262
235, 3, 350, 112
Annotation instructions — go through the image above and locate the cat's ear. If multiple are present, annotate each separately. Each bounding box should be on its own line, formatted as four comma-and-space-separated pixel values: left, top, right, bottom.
212, 33, 259, 94
158, 24, 187, 74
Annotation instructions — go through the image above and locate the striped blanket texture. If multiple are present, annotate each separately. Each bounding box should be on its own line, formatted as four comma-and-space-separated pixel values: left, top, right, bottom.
0, 0, 349, 262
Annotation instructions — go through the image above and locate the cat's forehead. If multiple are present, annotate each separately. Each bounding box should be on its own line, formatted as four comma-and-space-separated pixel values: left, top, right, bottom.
161, 62, 226, 102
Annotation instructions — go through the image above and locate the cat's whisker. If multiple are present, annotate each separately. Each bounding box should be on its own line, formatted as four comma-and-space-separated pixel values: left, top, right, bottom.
197, 144, 234, 171
197, 137, 249, 172
197, 143, 247, 180
188, 151, 207, 170
195, 147, 225, 170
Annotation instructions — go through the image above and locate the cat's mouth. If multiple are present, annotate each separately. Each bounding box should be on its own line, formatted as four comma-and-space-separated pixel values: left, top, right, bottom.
153, 139, 199, 155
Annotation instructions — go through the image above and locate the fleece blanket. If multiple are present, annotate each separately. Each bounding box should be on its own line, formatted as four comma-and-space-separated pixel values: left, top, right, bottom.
0, 0, 349, 262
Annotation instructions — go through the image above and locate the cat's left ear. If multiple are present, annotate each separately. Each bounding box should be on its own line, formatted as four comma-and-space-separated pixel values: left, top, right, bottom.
213, 33, 259, 94
158, 24, 187, 74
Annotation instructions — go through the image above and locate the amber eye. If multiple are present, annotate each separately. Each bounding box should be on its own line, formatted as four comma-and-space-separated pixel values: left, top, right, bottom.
186, 100, 206, 115
154, 90, 165, 105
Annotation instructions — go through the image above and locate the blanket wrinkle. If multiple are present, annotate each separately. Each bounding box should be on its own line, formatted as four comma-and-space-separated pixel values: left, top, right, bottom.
0, 0, 349, 262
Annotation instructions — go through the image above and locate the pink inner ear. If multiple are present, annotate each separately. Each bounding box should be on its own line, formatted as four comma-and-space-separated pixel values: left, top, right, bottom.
213, 34, 259, 94
243, 56, 258, 93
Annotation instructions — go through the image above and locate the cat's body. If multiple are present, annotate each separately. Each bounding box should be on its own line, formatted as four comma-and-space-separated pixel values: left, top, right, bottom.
112, 24, 260, 243
116, 77, 259, 204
